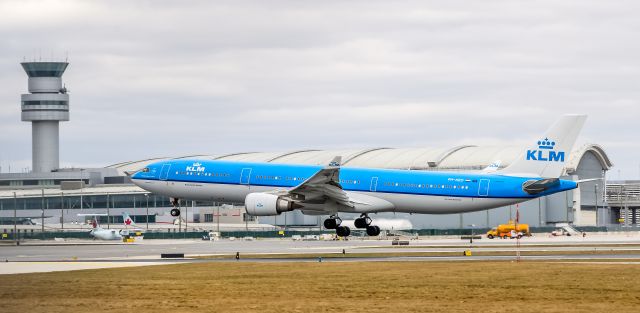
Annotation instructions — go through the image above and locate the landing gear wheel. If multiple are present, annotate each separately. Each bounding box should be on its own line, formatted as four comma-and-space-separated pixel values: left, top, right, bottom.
170, 208, 181, 217
336, 226, 351, 237
366, 225, 381, 236
323, 217, 342, 229
354, 216, 372, 229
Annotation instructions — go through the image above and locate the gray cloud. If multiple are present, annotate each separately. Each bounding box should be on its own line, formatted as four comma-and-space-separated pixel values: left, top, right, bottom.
0, 0, 638, 178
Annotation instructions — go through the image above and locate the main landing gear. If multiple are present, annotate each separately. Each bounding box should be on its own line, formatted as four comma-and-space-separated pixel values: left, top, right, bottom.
324, 216, 350, 237
355, 214, 381, 237
170, 198, 181, 217
323, 214, 381, 237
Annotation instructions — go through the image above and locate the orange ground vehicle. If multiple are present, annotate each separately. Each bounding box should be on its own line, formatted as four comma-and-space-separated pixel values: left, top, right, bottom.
486, 220, 530, 239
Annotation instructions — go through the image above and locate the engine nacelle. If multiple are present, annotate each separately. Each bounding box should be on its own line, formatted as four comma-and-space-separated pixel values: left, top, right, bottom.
245, 193, 295, 216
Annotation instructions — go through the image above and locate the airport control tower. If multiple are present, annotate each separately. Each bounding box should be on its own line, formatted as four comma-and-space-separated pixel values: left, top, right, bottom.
20, 61, 70, 173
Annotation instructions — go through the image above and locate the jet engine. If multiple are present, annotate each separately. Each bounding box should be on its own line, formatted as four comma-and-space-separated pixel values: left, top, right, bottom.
245, 193, 297, 216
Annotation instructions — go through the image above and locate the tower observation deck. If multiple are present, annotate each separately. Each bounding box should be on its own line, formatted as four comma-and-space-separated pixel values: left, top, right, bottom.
20, 62, 70, 173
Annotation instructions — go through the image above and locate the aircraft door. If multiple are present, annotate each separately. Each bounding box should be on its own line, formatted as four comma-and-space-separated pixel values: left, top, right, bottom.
240, 168, 252, 185
478, 179, 490, 196
160, 164, 171, 181
370, 177, 378, 192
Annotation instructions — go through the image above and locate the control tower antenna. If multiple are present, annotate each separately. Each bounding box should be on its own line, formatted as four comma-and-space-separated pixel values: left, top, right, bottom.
20, 61, 70, 173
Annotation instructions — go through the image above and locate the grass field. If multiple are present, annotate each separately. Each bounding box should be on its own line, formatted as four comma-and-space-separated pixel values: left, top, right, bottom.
1, 261, 639, 313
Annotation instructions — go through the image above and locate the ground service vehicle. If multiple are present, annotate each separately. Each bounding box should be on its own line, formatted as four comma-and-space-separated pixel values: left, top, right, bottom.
487, 221, 530, 239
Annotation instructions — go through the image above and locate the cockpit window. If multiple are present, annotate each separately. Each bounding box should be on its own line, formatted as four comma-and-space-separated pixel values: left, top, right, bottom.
142, 168, 150, 173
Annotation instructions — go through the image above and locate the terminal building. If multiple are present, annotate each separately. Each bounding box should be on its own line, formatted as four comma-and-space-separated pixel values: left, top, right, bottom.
0, 60, 630, 231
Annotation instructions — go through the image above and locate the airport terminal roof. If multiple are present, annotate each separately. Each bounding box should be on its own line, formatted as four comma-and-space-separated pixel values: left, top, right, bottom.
0, 185, 146, 198
108, 143, 613, 176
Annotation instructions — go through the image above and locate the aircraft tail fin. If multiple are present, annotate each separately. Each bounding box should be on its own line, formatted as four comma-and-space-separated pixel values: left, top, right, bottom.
499, 115, 587, 178
123, 212, 137, 228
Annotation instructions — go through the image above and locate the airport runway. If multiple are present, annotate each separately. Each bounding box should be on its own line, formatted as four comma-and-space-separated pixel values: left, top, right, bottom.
2, 234, 640, 260
1, 235, 640, 274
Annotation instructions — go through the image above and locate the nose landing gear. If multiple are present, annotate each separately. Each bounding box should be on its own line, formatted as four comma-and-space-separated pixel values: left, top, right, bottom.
170, 198, 181, 217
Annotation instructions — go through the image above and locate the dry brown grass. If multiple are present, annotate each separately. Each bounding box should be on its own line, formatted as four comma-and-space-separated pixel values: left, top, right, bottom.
1, 261, 639, 313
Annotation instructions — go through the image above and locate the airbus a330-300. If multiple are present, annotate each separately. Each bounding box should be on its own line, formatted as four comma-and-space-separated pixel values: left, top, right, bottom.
131, 115, 589, 237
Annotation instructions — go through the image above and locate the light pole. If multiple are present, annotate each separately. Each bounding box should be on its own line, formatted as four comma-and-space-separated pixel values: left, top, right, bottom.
619, 186, 628, 227
13, 192, 17, 244
145, 193, 149, 230
178, 199, 181, 233
106, 193, 110, 229
594, 184, 598, 226
41, 189, 45, 237
79, 169, 84, 210
216, 202, 220, 234
60, 192, 64, 229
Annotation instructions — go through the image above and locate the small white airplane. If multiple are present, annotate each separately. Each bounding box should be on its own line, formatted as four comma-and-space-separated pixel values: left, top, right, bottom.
339, 218, 413, 232
79, 213, 140, 240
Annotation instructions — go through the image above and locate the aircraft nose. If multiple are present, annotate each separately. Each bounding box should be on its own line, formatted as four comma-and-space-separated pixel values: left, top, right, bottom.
130, 175, 143, 187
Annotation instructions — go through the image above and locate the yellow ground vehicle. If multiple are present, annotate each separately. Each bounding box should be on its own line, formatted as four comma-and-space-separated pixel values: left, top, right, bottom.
486, 221, 530, 239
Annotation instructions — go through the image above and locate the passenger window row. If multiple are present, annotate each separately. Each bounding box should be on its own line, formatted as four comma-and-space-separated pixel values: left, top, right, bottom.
382, 182, 470, 190
256, 175, 307, 181
176, 171, 230, 177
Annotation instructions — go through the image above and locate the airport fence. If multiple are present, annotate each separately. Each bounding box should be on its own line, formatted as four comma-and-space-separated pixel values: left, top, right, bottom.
0, 226, 624, 241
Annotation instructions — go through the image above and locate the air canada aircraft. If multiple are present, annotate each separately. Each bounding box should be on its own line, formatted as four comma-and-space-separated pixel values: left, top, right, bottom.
80, 212, 140, 240
131, 115, 588, 237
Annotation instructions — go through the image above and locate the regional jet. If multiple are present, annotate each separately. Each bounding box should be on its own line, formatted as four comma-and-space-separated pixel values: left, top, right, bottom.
131, 115, 587, 237
80, 213, 140, 240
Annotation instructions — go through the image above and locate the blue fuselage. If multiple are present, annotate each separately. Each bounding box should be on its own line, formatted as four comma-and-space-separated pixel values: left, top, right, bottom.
131, 159, 577, 214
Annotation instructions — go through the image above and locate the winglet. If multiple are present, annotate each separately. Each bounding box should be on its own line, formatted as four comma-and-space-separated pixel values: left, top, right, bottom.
328, 156, 342, 167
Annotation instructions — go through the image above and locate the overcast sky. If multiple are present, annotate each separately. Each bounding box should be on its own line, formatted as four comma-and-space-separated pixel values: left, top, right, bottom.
0, 0, 638, 178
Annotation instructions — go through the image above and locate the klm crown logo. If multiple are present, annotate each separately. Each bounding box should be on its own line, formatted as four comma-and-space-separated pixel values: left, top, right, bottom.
527, 138, 565, 162
538, 138, 555, 149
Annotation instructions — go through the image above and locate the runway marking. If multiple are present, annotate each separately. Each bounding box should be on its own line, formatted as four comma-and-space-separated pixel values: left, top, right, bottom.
0, 261, 176, 275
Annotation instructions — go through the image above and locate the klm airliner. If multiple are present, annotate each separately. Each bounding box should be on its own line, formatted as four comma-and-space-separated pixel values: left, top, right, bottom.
131, 115, 587, 237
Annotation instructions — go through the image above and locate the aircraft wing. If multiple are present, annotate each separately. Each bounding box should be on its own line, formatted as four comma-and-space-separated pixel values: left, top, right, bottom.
286, 156, 354, 207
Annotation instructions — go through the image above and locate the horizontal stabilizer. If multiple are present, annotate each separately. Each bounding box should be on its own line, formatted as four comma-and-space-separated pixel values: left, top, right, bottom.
522, 178, 560, 195
576, 178, 602, 183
